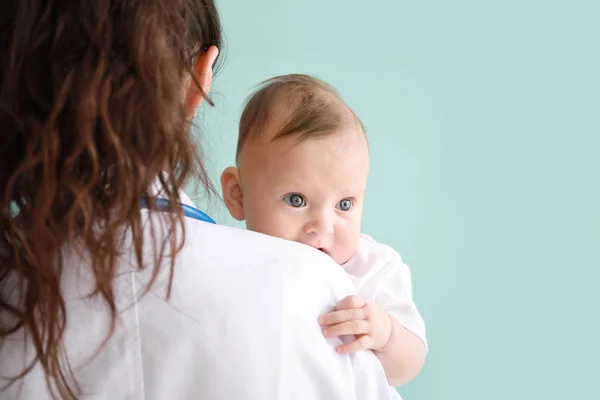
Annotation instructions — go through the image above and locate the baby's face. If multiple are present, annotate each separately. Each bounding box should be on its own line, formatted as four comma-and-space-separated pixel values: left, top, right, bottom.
238, 126, 369, 265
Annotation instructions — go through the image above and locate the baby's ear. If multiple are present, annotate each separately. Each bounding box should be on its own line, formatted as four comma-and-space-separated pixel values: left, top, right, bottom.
220, 167, 245, 221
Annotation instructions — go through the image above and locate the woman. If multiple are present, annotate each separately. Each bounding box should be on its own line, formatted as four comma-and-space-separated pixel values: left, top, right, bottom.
0, 0, 395, 399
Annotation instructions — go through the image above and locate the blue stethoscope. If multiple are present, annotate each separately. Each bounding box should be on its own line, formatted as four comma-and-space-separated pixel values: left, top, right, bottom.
140, 197, 216, 224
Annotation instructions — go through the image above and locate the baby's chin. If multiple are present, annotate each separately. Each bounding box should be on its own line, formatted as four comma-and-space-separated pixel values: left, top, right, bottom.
328, 249, 357, 266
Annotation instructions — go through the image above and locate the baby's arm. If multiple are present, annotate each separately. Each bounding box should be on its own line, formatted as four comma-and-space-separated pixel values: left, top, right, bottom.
373, 313, 426, 386
319, 295, 426, 386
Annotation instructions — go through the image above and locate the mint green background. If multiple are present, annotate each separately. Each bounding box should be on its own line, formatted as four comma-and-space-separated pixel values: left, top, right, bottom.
192, 1, 600, 399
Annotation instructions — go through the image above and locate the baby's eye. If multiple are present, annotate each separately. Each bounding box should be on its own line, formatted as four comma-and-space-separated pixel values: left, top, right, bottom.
284, 193, 306, 208
336, 198, 353, 211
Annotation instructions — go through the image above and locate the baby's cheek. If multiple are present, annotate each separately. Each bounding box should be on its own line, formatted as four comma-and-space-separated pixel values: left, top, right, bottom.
245, 205, 277, 235
252, 208, 298, 241
335, 232, 361, 265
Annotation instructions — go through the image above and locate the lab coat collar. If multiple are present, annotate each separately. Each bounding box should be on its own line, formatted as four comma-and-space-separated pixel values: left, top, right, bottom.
147, 173, 196, 207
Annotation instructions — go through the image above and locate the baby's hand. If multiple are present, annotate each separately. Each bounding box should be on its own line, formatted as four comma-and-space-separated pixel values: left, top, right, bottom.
318, 295, 392, 354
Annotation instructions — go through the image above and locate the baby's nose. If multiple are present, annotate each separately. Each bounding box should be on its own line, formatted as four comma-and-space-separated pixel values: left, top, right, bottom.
304, 216, 334, 237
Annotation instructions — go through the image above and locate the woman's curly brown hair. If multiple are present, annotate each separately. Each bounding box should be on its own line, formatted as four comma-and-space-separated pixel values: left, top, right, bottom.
0, 0, 222, 397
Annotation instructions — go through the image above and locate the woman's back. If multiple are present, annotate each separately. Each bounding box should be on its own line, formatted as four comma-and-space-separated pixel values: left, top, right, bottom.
0, 193, 395, 399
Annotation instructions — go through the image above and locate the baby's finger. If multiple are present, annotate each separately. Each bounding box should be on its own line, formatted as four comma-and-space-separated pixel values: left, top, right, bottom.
337, 335, 372, 354
335, 295, 365, 311
318, 308, 367, 326
323, 319, 370, 338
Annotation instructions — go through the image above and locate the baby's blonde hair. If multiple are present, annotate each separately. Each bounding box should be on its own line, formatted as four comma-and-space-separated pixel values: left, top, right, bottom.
237, 74, 365, 161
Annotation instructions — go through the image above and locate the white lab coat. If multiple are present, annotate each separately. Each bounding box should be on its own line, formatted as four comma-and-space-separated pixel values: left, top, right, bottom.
0, 190, 398, 399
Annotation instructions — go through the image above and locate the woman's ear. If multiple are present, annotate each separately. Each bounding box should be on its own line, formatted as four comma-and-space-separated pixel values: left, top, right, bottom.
220, 166, 245, 221
186, 46, 219, 117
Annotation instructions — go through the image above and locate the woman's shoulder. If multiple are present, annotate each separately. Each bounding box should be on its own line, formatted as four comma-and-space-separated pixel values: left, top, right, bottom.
169, 220, 355, 319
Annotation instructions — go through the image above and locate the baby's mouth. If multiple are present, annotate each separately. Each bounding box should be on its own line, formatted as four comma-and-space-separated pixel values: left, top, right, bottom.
317, 247, 329, 255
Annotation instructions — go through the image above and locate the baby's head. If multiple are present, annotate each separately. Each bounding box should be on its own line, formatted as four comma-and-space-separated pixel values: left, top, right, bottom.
221, 74, 369, 264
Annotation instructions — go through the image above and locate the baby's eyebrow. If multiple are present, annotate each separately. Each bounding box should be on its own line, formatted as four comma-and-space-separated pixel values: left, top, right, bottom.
339, 186, 366, 195
270, 182, 301, 192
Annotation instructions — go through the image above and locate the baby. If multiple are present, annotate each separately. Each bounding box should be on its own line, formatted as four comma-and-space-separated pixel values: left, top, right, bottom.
221, 74, 427, 386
